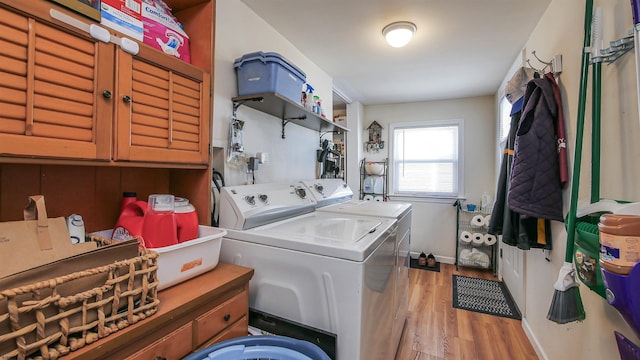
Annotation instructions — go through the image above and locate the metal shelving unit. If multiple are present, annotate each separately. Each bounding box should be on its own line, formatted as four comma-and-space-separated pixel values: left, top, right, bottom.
359, 158, 388, 201
454, 200, 496, 273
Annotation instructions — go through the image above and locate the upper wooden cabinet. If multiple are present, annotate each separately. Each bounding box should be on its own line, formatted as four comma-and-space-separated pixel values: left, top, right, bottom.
0, 0, 212, 166
0, 3, 113, 160
115, 44, 210, 164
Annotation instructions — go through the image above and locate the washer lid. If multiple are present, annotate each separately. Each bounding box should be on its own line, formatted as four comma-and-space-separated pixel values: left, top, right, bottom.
228, 212, 397, 261
259, 213, 382, 242
317, 200, 411, 219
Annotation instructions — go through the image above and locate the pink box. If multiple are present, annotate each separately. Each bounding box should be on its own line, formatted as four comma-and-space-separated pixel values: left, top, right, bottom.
141, 2, 191, 63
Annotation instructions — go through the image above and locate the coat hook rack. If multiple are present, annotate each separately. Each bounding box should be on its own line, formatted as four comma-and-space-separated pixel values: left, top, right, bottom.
526, 51, 563, 76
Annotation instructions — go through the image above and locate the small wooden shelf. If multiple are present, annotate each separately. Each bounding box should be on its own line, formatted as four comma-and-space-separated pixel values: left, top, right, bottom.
232, 93, 349, 138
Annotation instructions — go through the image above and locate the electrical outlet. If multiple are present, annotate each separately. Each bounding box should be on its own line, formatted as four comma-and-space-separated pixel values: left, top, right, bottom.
248, 157, 259, 171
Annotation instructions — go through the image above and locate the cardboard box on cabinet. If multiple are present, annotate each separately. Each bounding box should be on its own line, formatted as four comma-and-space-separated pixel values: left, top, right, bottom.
100, 0, 144, 41
141, 1, 191, 63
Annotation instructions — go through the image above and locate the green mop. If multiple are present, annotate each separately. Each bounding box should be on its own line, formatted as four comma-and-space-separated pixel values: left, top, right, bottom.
547, 0, 593, 324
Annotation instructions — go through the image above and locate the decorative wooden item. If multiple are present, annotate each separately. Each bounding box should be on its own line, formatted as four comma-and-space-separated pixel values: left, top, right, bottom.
365, 121, 384, 153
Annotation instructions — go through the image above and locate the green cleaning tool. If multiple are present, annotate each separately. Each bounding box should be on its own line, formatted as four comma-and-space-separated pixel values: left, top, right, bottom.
547, 0, 593, 324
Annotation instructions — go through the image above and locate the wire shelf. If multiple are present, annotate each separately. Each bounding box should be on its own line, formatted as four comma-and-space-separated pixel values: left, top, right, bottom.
454, 200, 496, 272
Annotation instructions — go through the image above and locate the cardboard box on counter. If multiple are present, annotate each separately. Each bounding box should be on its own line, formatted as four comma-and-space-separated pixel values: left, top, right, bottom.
0, 196, 160, 359
101, 0, 144, 41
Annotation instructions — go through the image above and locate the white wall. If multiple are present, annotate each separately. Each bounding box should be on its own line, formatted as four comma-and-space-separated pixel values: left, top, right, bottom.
364, 96, 496, 260
345, 101, 365, 192
502, 0, 640, 358
214, 0, 334, 185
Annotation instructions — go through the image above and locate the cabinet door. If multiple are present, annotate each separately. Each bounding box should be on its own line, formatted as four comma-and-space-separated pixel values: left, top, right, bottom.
115, 48, 210, 165
0, 4, 113, 160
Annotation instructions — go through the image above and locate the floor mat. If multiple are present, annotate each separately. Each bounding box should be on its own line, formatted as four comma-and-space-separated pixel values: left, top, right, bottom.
409, 258, 440, 272
452, 275, 521, 320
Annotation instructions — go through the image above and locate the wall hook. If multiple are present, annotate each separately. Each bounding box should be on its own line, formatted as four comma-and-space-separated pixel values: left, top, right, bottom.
526, 51, 563, 76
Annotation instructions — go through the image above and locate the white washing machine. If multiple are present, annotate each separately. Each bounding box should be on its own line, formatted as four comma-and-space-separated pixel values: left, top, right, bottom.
300, 179, 412, 354
218, 182, 398, 360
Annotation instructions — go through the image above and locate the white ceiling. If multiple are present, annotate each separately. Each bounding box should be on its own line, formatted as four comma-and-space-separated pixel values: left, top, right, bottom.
241, 0, 552, 106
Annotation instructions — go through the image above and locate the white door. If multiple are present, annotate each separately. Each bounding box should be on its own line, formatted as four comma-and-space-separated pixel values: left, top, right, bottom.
499, 240, 525, 315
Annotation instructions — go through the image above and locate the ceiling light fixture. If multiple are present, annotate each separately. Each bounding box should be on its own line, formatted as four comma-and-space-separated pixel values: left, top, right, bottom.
382, 21, 416, 48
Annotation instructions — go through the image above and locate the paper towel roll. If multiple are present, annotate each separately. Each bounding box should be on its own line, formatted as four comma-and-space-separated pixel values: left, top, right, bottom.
374, 196, 383, 202
459, 231, 472, 243
363, 195, 374, 201
483, 215, 492, 227
471, 215, 485, 228
484, 233, 497, 245
472, 233, 485, 244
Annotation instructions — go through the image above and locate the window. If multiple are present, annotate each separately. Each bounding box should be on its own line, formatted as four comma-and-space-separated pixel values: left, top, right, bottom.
499, 96, 511, 145
389, 120, 463, 199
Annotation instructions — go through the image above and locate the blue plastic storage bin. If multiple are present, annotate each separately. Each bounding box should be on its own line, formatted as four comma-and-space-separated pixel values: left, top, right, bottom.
234, 52, 306, 105
182, 335, 331, 360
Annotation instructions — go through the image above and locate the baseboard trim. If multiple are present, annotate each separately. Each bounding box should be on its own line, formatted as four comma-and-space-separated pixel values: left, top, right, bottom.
522, 317, 548, 360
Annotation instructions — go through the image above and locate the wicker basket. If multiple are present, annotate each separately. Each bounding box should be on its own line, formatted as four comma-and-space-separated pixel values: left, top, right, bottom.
0, 236, 159, 360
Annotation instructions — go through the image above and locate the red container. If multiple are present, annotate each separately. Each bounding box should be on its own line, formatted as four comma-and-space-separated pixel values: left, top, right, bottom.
112, 200, 179, 248
112, 200, 146, 241
142, 209, 179, 248
175, 197, 199, 242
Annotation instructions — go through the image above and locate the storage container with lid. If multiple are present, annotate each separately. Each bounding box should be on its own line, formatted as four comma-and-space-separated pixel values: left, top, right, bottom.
598, 214, 640, 274
234, 51, 307, 105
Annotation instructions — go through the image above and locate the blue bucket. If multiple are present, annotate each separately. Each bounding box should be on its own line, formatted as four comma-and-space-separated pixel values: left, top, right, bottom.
183, 335, 331, 360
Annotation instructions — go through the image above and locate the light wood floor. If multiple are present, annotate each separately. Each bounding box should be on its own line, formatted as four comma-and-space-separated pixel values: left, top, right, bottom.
394, 263, 539, 360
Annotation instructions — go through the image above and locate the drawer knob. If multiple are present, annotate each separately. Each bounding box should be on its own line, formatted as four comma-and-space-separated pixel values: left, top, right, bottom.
123, 95, 132, 103
102, 90, 112, 99
224, 314, 231, 321
153, 357, 167, 360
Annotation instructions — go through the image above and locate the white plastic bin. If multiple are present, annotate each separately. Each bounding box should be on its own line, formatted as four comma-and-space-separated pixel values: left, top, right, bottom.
92, 226, 226, 290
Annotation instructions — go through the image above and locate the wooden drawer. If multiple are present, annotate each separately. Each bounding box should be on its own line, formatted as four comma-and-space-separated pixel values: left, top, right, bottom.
197, 315, 249, 351
126, 321, 193, 360
194, 289, 248, 345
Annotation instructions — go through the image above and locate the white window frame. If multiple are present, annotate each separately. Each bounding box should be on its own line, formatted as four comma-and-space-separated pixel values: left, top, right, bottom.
388, 119, 464, 203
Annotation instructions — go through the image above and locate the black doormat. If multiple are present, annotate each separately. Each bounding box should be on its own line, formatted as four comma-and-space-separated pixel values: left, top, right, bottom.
452, 275, 521, 320
410, 258, 440, 272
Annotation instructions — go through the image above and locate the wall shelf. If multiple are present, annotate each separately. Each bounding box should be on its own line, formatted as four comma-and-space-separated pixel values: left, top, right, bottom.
232, 92, 349, 138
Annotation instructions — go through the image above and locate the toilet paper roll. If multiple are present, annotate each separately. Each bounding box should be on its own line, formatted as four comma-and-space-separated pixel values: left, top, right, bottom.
374, 196, 383, 202
363, 195, 374, 201
470, 215, 485, 228
483, 215, 492, 227
484, 233, 497, 245
459, 231, 472, 243
472, 232, 485, 244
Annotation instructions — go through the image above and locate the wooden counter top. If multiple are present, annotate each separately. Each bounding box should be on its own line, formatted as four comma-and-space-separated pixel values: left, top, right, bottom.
65, 263, 254, 359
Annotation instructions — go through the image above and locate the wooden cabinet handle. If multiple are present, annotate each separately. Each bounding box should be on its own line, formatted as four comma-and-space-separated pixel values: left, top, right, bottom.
102, 90, 112, 99
123, 95, 132, 103
224, 314, 231, 321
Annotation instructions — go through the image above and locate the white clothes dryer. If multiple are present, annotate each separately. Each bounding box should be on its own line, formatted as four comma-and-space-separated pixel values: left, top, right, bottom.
218, 182, 398, 360
300, 179, 412, 354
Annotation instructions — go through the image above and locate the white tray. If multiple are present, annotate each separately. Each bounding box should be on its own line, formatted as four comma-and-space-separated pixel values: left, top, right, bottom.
92, 226, 226, 290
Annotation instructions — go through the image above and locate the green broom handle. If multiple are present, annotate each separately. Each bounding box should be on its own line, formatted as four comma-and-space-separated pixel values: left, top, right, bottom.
566, 0, 594, 263
591, 62, 602, 203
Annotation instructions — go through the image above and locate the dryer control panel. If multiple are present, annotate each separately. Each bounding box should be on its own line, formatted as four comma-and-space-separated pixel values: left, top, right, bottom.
219, 182, 317, 230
